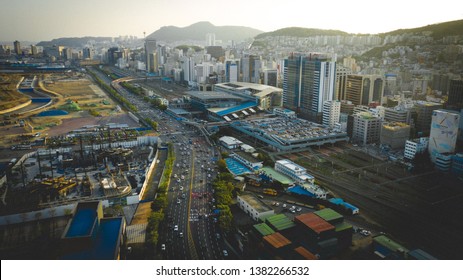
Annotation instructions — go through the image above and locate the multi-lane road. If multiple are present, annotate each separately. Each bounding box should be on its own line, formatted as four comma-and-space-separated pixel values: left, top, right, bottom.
89, 67, 226, 259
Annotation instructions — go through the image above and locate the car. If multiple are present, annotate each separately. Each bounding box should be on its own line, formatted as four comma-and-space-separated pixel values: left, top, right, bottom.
360, 230, 371, 236
213, 217, 218, 223
257, 195, 264, 199
296, 207, 302, 212
216, 233, 220, 239
174, 225, 178, 231
181, 193, 186, 198
179, 232, 183, 237
161, 244, 166, 251
223, 250, 228, 257
282, 204, 287, 208
275, 202, 280, 207
180, 186, 184, 191
290, 209, 296, 213
177, 199, 181, 204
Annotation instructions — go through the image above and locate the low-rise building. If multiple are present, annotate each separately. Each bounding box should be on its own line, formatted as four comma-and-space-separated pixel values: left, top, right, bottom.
230, 151, 263, 171
237, 193, 274, 221
380, 122, 410, 150
404, 137, 429, 160
219, 136, 242, 149
275, 159, 314, 184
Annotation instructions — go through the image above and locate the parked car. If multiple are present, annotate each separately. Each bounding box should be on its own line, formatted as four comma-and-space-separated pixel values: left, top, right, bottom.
223, 250, 228, 257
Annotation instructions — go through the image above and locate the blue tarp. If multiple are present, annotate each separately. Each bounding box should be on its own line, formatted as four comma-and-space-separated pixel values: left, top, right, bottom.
287, 185, 316, 198
216, 101, 257, 117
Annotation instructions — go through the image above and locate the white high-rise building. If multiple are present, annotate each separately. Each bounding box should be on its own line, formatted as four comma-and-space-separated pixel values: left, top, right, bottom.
323, 100, 341, 128
428, 110, 460, 162
206, 33, 216, 46
404, 137, 429, 160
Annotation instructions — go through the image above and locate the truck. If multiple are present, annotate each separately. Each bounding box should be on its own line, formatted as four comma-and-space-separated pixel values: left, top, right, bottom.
263, 188, 277, 196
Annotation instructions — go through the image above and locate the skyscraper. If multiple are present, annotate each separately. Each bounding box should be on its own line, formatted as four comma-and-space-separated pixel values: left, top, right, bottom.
145, 38, 157, 73
206, 33, 216, 46
282, 54, 336, 122
13, 40, 21, 55
241, 55, 261, 83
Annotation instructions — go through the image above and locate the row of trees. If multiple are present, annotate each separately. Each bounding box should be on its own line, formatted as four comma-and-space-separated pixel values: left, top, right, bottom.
211, 162, 235, 232
146, 143, 175, 249
144, 117, 158, 131
87, 68, 138, 112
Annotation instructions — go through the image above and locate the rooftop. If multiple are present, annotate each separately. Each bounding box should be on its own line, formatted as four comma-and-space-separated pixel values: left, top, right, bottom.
314, 208, 344, 223
253, 223, 276, 236
263, 232, 292, 249
294, 213, 335, 234
265, 214, 296, 231
373, 235, 409, 253
294, 246, 318, 260
239, 193, 273, 213
276, 159, 306, 172
260, 167, 294, 185
187, 90, 243, 101
234, 117, 347, 144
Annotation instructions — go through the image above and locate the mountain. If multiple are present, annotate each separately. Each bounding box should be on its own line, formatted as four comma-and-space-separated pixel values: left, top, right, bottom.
255, 27, 348, 39
146, 21, 263, 42
255, 19, 463, 39
37, 37, 112, 48
380, 19, 463, 39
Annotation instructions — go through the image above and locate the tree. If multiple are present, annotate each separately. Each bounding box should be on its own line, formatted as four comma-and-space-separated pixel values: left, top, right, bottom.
217, 159, 227, 173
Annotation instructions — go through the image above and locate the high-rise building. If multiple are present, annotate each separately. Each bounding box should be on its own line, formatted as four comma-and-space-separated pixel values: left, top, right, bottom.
225, 59, 239, 83
336, 66, 351, 100
13, 40, 21, 55
428, 110, 460, 162
263, 69, 278, 87
432, 74, 450, 94
448, 79, 463, 110
352, 112, 381, 145
30, 45, 38, 56
322, 100, 341, 128
383, 106, 414, 125
345, 74, 384, 106
62, 48, 72, 61
82, 47, 95, 59
415, 101, 443, 136
206, 33, 216, 46
145, 38, 157, 73
241, 55, 261, 83
283, 54, 336, 122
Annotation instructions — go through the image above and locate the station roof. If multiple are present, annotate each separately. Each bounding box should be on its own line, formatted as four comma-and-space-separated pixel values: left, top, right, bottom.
188, 90, 242, 101
214, 101, 258, 117
294, 213, 335, 234
260, 167, 294, 185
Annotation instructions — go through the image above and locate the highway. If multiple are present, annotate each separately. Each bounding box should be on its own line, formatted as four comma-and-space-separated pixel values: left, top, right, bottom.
89, 66, 224, 259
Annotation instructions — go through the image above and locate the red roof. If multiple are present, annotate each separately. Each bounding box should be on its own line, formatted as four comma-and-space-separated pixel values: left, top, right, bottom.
263, 232, 292, 249
294, 213, 335, 234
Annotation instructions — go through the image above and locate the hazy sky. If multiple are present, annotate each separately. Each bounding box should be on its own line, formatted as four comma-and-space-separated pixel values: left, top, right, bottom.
1, 0, 462, 42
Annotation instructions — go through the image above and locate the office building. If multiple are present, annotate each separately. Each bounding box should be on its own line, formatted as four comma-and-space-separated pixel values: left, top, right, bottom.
241, 55, 262, 83
283, 53, 336, 122
145, 38, 157, 73
428, 110, 460, 162
336, 66, 351, 100
263, 69, 278, 87
82, 47, 95, 60
415, 101, 443, 136
225, 59, 239, 83
380, 122, 410, 150
30, 45, 38, 56
448, 79, 463, 110
345, 74, 384, 106
432, 74, 450, 94
323, 100, 341, 128
352, 112, 382, 145
384, 106, 414, 125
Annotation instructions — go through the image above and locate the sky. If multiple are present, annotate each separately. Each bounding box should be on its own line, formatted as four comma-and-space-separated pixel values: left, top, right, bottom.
1, 0, 462, 42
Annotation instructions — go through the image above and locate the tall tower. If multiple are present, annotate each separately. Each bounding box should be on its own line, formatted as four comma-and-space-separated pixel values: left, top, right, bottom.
13, 40, 21, 55
206, 33, 216, 46
448, 79, 463, 110
282, 53, 336, 123
323, 100, 341, 128
145, 38, 157, 73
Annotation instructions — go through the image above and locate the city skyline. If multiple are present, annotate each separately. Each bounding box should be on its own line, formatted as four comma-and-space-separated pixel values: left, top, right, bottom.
1, 0, 462, 42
